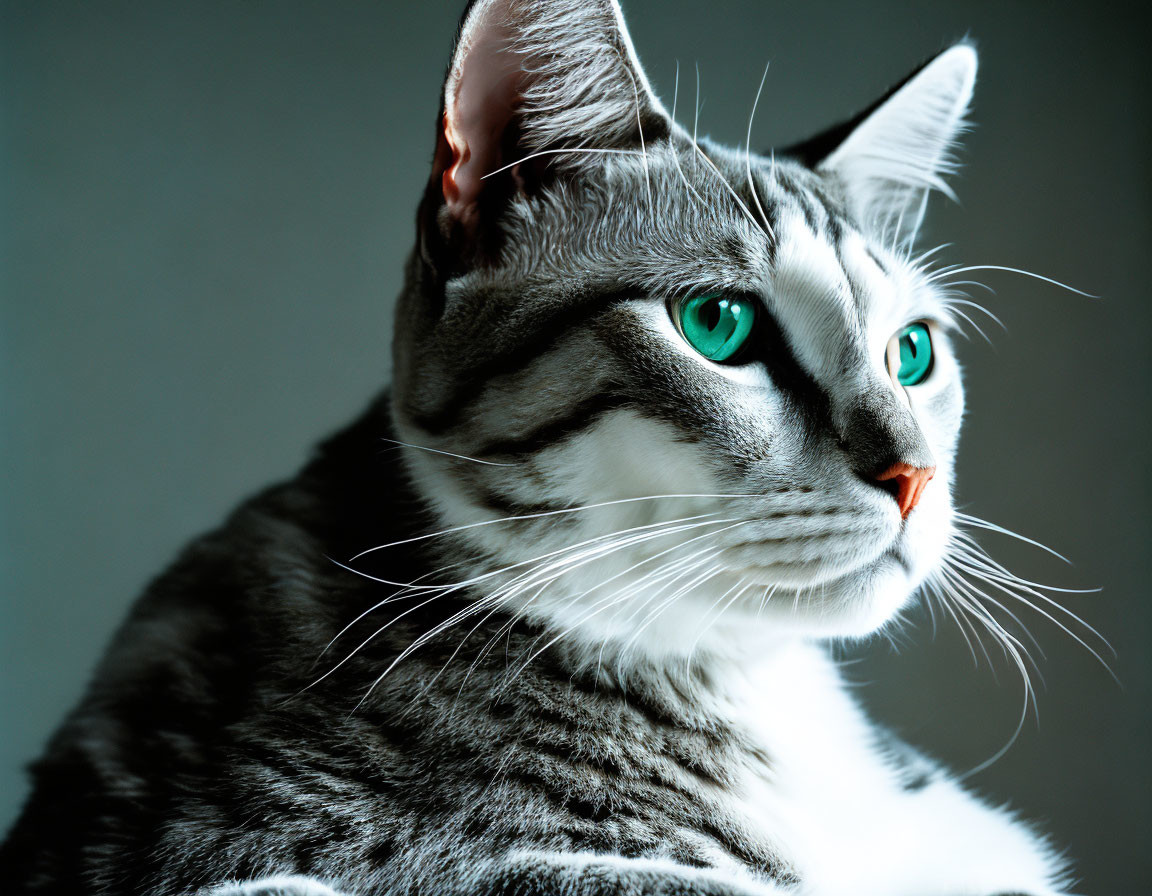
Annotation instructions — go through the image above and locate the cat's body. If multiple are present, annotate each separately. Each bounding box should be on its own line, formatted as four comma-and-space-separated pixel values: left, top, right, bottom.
0, 403, 1063, 896
1, 1, 1077, 894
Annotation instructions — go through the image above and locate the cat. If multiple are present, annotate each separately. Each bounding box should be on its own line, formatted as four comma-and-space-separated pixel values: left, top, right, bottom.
0, 1, 1075, 894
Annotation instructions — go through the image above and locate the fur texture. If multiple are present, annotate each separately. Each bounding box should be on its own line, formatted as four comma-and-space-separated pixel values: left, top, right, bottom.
1, 2, 1075, 894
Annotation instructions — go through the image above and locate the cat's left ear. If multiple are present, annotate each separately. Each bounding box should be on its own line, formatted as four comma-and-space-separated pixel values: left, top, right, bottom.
430, 0, 669, 235
796, 44, 977, 244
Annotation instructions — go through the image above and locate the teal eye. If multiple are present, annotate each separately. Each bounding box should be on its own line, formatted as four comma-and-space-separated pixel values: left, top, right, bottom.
675, 294, 757, 363
888, 322, 934, 387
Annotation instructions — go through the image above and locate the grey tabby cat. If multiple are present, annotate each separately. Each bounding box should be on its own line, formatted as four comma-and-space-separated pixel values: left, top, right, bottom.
1, 1, 1076, 894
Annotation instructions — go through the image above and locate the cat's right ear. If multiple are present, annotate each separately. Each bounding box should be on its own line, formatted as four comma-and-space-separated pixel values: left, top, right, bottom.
784, 44, 977, 246
422, 0, 669, 255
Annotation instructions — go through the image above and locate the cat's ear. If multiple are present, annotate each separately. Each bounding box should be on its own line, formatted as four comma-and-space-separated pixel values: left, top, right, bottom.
795, 44, 977, 244
431, 0, 668, 231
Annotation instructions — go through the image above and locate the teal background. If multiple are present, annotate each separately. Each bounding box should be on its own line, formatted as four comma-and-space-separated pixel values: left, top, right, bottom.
2, 1, 1149, 892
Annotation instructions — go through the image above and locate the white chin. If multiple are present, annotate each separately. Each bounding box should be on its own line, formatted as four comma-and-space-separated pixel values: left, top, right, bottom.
763, 500, 952, 639
789, 551, 918, 637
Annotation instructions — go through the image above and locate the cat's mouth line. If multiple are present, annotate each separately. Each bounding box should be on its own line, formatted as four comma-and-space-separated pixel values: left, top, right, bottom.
718, 516, 899, 555
721, 550, 914, 597
721, 527, 887, 550
716, 524, 913, 587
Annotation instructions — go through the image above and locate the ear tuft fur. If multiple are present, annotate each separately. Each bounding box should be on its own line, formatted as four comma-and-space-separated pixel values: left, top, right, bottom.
438, 0, 667, 222
818, 43, 978, 245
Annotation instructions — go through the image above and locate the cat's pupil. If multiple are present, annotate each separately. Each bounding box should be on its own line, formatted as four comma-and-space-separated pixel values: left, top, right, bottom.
702, 299, 721, 331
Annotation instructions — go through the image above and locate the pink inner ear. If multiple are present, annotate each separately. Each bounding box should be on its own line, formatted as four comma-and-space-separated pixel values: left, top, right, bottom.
443, 19, 524, 217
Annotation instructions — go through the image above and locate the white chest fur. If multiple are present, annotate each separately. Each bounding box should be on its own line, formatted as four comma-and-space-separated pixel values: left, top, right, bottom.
715, 643, 1067, 896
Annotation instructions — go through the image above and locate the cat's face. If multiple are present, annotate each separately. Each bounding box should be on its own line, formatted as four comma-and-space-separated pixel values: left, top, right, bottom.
391, 0, 976, 656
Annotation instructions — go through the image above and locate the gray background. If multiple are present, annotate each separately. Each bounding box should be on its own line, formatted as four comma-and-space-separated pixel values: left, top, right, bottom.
2, 0, 1148, 892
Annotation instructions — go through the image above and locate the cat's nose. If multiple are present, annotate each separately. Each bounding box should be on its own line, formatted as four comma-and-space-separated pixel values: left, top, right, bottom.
873, 462, 936, 519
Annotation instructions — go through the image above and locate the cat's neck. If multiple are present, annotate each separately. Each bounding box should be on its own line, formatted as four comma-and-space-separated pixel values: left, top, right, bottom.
540, 624, 839, 726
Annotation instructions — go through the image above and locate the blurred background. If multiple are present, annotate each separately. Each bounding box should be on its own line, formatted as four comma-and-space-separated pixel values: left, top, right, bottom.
1, 0, 1148, 891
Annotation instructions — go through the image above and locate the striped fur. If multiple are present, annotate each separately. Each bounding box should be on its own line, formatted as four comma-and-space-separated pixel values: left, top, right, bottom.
1, 2, 1073, 895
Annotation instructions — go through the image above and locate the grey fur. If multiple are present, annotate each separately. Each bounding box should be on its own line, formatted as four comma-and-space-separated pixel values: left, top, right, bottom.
0, 2, 1063, 895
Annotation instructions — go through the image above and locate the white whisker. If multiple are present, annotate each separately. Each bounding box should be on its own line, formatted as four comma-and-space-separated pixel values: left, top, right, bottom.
940, 303, 993, 344
625, 64, 654, 218
480, 146, 646, 180
744, 62, 776, 240
508, 522, 754, 685
668, 62, 708, 207
692, 62, 701, 174
911, 242, 952, 268
938, 563, 1047, 660
379, 438, 517, 467
681, 65, 772, 243
350, 492, 760, 563
687, 577, 754, 670
616, 561, 723, 672
932, 509, 1118, 777
929, 569, 1038, 778
927, 264, 1097, 298
954, 512, 1071, 563
950, 562, 1115, 676
319, 515, 734, 696
354, 518, 751, 706
941, 294, 1005, 329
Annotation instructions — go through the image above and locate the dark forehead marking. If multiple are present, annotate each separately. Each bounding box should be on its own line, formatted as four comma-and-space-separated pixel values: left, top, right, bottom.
773, 170, 826, 236
785, 171, 877, 323
771, 165, 868, 321
830, 228, 872, 326
802, 171, 852, 246
717, 232, 762, 270
807, 174, 849, 220
865, 245, 891, 276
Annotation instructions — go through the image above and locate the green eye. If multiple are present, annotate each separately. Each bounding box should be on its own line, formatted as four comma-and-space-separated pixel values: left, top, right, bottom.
888, 322, 934, 387
675, 294, 757, 362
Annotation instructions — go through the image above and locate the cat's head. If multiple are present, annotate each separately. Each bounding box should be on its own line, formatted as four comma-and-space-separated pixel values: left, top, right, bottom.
390, 0, 976, 657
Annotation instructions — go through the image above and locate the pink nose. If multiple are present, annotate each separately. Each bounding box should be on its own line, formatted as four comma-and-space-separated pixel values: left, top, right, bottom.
874, 462, 936, 519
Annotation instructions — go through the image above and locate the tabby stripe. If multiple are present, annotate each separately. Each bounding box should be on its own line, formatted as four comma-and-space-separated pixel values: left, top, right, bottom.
472, 392, 631, 459
411, 290, 639, 434
830, 232, 871, 319
775, 173, 827, 236
865, 245, 891, 275
468, 482, 567, 519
